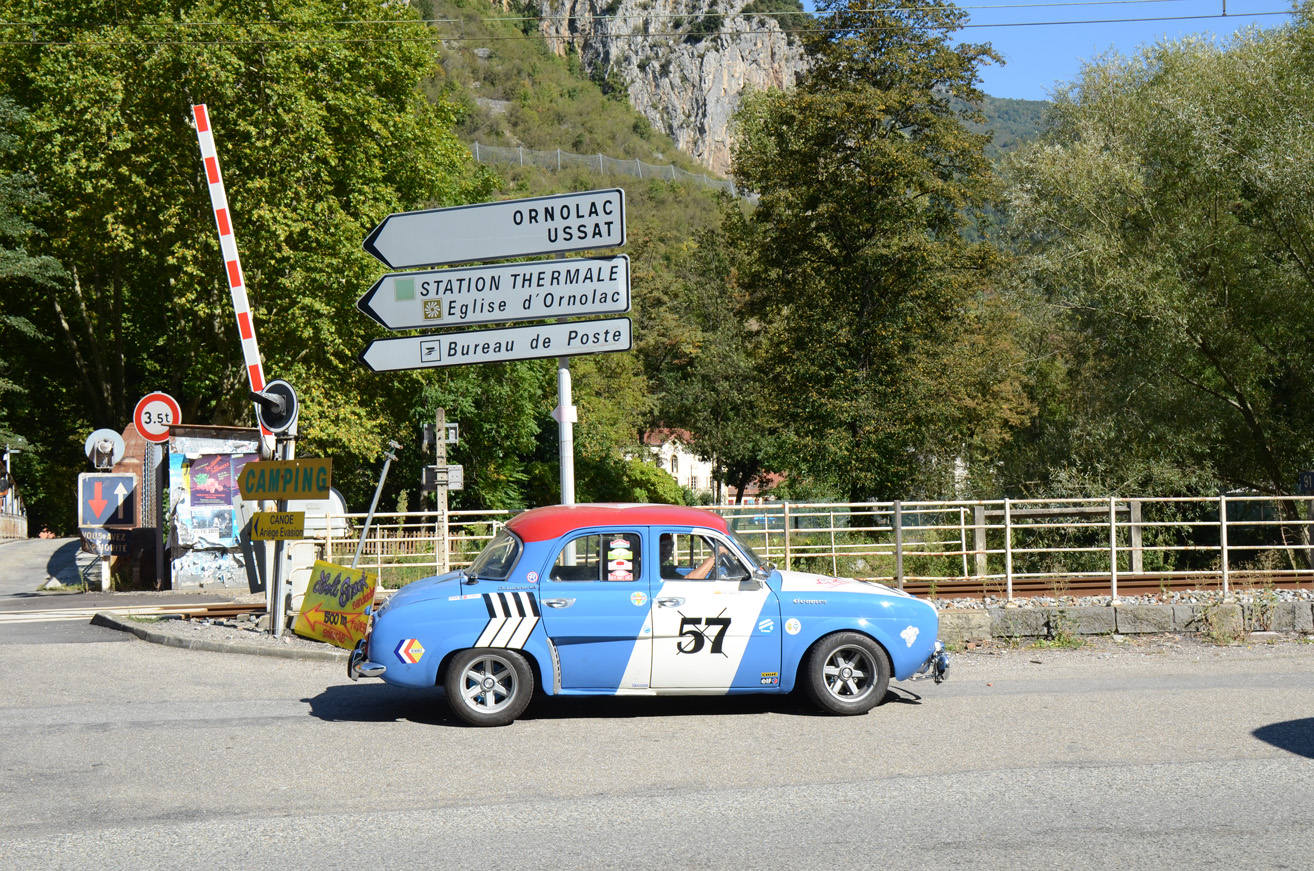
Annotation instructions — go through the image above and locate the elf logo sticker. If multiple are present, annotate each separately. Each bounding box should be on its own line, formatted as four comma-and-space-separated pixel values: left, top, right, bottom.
395, 638, 425, 664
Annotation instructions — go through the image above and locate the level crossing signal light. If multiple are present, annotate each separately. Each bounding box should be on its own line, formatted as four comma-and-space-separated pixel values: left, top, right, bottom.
248, 379, 299, 435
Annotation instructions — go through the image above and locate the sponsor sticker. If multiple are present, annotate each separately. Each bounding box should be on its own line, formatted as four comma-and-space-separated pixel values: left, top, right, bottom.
785, 618, 801, 635
526, 571, 539, 583
608, 558, 632, 571
607, 548, 633, 561
901, 625, 920, 647
608, 570, 634, 581
395, 638, 425, 664
448, 594, 483, 601
758, 618, 775, 633
760, 673, 780, 686
631, 591, 648, 606
610, 538, 629, 548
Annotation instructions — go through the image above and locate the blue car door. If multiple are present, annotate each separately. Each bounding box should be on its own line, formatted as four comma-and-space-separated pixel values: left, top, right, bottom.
535, 529, 654, 691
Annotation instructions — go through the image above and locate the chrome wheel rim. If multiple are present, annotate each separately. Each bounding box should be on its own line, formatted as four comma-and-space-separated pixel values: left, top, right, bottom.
822, 645, 875, 702
459, 654, 518, 713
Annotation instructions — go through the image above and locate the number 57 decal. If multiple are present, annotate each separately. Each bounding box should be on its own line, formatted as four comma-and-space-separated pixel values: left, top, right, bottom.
677, 614, 731, 655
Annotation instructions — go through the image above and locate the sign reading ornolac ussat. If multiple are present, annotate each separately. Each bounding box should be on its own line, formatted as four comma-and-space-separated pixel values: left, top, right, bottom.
363, 189, 625, 270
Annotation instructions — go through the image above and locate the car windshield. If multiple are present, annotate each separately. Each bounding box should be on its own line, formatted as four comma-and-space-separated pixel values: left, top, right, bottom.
725, 527, 765, 569
466, 528, 522, 580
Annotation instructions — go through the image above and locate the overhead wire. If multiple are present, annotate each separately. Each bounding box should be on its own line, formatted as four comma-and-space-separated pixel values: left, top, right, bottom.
0, 1, 1294, 47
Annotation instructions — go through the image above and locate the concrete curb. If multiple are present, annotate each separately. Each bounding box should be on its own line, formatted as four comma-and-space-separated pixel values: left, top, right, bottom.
938, 601, 1314, 644
91, 612, 347, 663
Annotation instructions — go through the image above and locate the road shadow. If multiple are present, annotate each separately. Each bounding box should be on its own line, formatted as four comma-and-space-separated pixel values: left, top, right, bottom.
47, 539, 85, 585
305, 683, 911, 727
1253, 718, 1314, 759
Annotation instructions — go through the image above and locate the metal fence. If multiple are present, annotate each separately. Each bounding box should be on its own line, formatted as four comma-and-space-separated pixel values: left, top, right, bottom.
469, 142, 744, 198
1, 478, 26, 540
319, 495, 1314, 598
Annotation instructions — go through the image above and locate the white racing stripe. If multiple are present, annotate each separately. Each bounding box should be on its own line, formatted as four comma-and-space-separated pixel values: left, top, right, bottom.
474, 592, 540, 649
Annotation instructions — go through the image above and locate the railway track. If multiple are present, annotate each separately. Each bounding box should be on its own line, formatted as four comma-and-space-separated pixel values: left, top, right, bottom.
899, 574, 1314, 599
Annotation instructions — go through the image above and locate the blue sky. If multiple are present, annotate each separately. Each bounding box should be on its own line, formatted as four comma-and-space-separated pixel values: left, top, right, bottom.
803, 0, 1298, 101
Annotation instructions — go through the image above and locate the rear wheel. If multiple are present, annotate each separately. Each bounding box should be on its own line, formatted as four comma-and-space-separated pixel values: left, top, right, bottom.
802, 632, 891, 715
445, 648, 534, 726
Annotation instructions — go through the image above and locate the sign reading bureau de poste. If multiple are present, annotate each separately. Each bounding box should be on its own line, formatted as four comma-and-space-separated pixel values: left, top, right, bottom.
362, 189, 625, 270
359, 318, 632, 373
357, 255, 630, 331
238, 458, 332, 501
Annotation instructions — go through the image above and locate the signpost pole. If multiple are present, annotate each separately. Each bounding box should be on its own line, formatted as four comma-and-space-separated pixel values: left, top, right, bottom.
436, 408, 448, 575
270, 423, 295, 638
353, 441, 401, 570
557, 357, 575, 506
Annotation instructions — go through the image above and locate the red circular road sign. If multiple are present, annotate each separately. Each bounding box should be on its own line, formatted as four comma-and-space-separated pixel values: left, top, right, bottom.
133, 392, 181, 443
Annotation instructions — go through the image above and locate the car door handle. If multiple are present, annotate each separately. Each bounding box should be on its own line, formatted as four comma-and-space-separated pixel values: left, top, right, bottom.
542, 598, 575, 609
655, 597, 685, 607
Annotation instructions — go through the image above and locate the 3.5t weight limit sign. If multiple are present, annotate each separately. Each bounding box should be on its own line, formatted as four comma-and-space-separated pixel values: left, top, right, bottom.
363, 189, 625, 270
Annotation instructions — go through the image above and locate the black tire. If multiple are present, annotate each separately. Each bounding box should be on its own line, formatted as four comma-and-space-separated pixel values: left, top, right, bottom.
445, 648, 534, 727
801, 632, 891, 715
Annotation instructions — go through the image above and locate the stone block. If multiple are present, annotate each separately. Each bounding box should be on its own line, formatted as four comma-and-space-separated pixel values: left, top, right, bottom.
1178, 603, 1242, 637
1062, 606, 1115, 636
1172, 605, 1199, 631
938, 609, 991, 644
989, 607, 1049, 638
1267, 602, 1314, 634
1115, 604, 1174, 634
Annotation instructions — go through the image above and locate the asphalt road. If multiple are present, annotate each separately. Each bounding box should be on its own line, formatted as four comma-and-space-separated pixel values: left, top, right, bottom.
3, 626, 1313, 870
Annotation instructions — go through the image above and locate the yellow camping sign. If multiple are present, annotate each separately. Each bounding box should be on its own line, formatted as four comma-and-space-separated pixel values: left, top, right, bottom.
293, 560, 376, 649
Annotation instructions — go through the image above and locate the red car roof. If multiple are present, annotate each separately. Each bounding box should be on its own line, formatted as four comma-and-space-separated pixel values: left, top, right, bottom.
505, 503, 729, 543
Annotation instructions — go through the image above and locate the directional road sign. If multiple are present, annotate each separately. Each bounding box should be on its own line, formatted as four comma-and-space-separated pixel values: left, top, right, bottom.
363, 189, 626, 270
251, 511, 306, 541
357, 255, 630, 330
359, 318, 632, 373
79, 473, 137, 527
134, 392, 181, 443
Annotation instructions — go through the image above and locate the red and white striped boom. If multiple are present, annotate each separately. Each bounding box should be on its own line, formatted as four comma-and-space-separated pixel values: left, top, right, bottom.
192, 104, 271, 435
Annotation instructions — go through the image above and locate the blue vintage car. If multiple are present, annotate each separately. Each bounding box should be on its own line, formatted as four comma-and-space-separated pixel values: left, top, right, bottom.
349, 503, 948, 725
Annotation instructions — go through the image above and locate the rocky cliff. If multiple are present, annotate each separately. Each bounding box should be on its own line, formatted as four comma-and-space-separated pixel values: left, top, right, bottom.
536, 0, 807, 175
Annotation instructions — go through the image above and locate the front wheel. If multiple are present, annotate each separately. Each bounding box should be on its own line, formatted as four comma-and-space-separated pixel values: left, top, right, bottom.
802, 632, 891, 715
445, 648, 534, 726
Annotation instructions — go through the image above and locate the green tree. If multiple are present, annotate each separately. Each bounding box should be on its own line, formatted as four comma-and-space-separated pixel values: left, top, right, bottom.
729, 0, 1020, 502
1000, 6, 1314, 501
0, 0, 495, 522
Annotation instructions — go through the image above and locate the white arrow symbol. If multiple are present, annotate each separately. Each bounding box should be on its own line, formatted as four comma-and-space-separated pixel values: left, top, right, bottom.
114, 483, 129, 520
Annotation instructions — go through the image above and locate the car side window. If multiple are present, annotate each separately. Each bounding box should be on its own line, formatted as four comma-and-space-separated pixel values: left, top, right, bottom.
659, 533, 746, 581
549, 533, 641, 582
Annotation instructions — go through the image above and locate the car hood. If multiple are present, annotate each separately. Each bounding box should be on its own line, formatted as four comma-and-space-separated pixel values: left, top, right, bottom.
379, 571, 465, 612
774, 569, 916, 599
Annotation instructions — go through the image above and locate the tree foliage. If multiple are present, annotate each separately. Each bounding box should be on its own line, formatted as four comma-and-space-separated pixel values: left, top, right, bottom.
1001, 5, 1314, 499
729, 0, 1025, 501
0, 0, 495, 528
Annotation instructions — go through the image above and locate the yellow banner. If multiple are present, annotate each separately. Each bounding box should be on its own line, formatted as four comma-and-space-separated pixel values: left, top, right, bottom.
293, 560, 376, 649
251, 511, 305, 540
238, 458, 332, 501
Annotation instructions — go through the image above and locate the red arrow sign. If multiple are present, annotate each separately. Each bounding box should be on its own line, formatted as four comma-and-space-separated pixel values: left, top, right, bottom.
88, 482, 108, 518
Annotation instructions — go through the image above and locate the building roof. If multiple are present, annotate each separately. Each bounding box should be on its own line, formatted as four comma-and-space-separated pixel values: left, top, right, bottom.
505, 503, 728, 542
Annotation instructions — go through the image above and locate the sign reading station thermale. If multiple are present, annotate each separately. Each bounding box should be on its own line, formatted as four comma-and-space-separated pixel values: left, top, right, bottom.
363, 189, 625, 270
357, 255, 630, 331
238, 458, 332, 501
